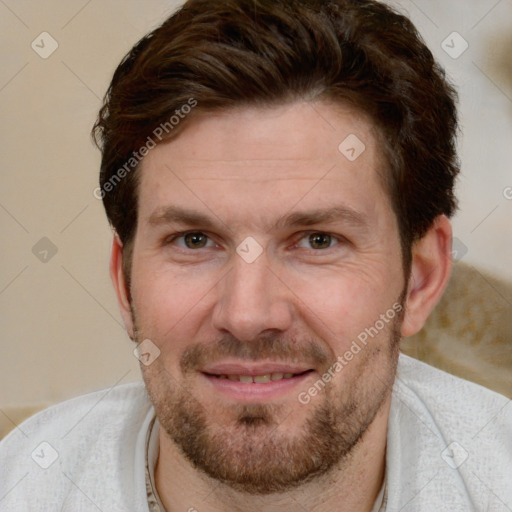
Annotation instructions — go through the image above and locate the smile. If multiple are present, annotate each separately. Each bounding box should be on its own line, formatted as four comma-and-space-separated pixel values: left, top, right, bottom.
207, 371, 311, 383
201, 367, 315, 402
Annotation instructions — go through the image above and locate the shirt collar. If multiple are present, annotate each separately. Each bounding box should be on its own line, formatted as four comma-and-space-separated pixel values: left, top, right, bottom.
145, 416, 166, 512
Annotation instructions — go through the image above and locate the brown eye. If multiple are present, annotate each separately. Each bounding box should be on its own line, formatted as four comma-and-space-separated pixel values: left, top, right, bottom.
308, 233, 333, 250
184, 232, 209, 249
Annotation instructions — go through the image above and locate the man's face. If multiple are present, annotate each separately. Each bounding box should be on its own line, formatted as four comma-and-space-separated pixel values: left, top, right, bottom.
127, 101, 406, 494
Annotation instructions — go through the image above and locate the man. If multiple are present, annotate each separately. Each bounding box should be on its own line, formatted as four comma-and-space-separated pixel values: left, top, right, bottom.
1, 0, 510, 510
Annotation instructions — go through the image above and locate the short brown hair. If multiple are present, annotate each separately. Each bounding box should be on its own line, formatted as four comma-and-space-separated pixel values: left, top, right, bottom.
92, 0, 459, 274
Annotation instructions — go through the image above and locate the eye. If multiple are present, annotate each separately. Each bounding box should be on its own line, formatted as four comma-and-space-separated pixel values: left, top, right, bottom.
172, 231, 215, 249
297, 232, 339, 250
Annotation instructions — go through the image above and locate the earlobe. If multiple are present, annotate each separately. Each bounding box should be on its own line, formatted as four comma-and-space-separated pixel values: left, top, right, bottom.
110, 233, 135, 339
401, 215, 453, 337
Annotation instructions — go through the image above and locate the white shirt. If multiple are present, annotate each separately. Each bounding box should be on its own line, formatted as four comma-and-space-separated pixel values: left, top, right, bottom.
0, 354, 510, 511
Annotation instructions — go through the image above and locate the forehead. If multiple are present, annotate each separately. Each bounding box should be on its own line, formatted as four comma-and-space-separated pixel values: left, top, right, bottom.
154, 101, 379, 165
137, 101, 391, 225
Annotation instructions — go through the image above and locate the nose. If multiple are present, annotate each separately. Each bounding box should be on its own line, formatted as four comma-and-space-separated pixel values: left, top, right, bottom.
212, 250, 293, 342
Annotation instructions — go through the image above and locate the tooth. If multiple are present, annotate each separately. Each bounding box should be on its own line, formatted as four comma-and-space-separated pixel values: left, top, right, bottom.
239, 375, 254, 383
228, 375, 238, 381
283, 373, 294, 378
219, 375, 227, 379
271, 373, 284, 381
253, 374, 271, 383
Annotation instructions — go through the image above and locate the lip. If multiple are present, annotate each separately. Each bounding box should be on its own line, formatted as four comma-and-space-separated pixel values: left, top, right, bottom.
201, 362, 315, 403
202, 362, 313, 376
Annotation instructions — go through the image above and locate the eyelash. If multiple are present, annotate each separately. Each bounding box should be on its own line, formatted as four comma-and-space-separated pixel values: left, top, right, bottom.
163, 231, 347, 252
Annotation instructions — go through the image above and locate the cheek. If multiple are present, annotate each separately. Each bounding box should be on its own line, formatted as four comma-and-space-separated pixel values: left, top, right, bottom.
291, 269, 402, 350
130, 266, 219, 348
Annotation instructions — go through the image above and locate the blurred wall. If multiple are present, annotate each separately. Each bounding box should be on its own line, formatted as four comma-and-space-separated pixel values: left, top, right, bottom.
1, 0, 511, 407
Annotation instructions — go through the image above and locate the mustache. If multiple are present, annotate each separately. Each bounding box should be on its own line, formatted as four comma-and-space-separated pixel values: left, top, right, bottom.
180, 332, 331, 373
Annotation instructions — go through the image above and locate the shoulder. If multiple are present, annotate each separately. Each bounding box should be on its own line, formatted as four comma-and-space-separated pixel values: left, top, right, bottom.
0, 381, 153, 511
1, 381, 150, 443
395, 353, 511, 433
386, 354, 512, 510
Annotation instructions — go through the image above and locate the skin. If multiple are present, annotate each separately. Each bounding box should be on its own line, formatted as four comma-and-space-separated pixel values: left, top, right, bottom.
110, 101, 452, 511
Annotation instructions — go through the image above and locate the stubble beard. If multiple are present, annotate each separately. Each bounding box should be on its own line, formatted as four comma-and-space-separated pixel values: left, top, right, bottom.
137, 313, 402, 495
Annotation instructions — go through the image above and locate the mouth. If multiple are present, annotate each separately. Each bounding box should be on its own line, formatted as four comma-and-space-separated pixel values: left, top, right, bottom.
200, 363, 316, 402
204, 370, 313, 383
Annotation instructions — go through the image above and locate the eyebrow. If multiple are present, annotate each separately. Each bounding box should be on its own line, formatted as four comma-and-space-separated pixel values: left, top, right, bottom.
148, 205, 368, 231
276, 206, 368, 230
149, 206, 218, 229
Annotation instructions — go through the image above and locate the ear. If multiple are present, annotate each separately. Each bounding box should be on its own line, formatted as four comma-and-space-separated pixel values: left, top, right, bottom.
110, 233, 135, 339
401, 215, 453, 337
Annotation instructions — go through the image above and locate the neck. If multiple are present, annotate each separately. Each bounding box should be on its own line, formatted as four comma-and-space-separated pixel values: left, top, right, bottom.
154, 394, 390, 512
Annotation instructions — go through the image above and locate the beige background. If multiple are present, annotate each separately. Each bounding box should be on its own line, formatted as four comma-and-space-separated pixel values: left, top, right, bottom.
1, 0, 511, 409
